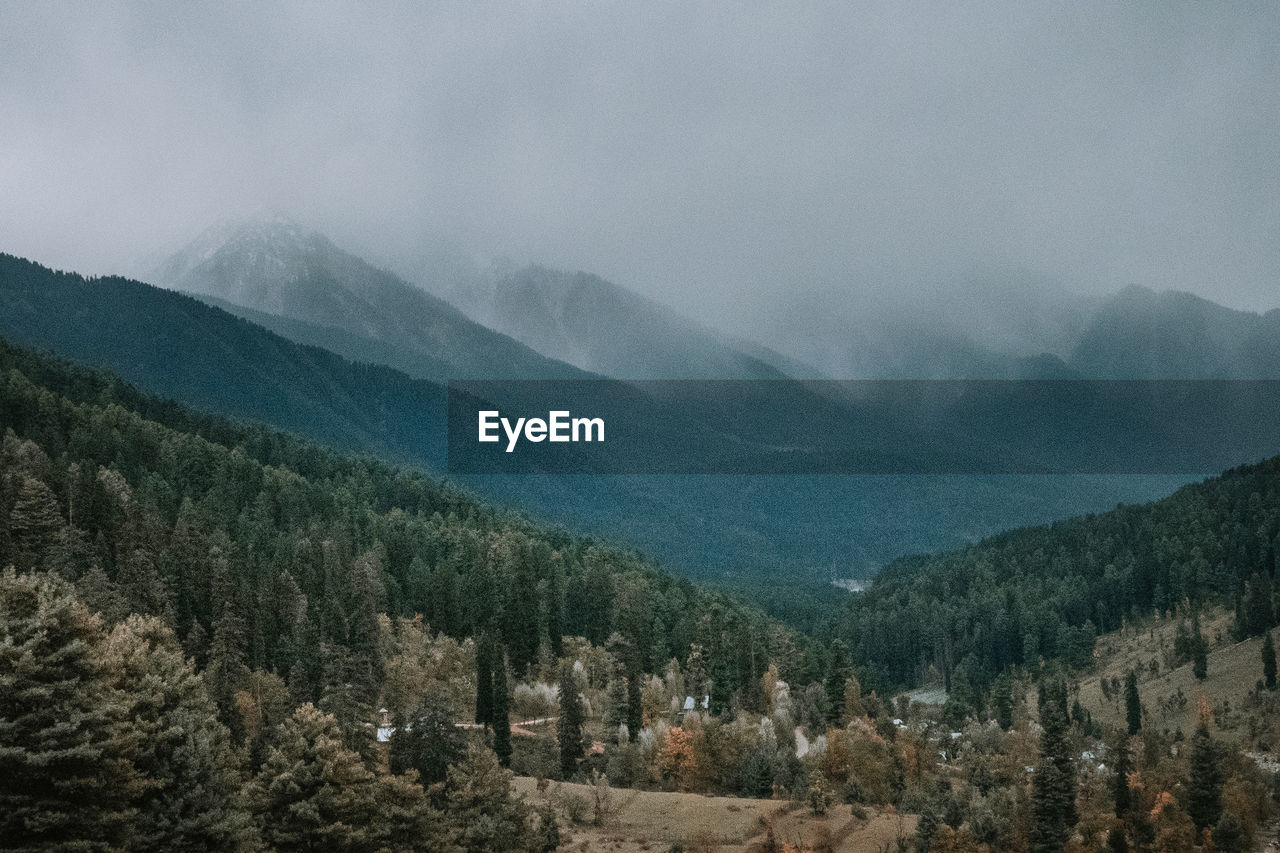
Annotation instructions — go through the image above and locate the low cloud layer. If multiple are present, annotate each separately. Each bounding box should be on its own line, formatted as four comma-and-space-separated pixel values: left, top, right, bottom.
3, 1, 1278, 327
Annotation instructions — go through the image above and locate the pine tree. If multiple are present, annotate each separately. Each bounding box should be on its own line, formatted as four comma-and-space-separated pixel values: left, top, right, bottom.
204, 549, 249, 724
992, 672, 1014, 730
1213, 811, 1246, 853
1187, 702, 1223, 834
1262, 631, 1276, 689
347, 549, 387, 693
370, 767, 457, 853
626, 670, 643, 741
824, 640, 851, 726
709, 652, 735, 716
246, 703, 377, 852
116, 546, 176, 624
502, 542, 540, 677
1109, 731, 1132, 819
443, 743, 535, 853
492, 651, 512, 767
1030, 678, 1077, 853
103, 613, 255, 850
746, 748, 774, 798
685, 643, 708, 706
389, 695, 463, 787
0, 568, 144, 850
1123, 670, 1142, 735
475, 634, 494, 727
1242, 572, 1276, 637
318, 643, 377, 762
545, 557, 564, 657
605, 675, 627, 731
558, 662, 585, 779
1191, 615, 1207, 681
7, 475, 63, 567
535, 803, 561, 853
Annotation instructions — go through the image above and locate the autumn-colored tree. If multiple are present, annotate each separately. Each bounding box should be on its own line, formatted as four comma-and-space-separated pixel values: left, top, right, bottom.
657, 726, 696, 790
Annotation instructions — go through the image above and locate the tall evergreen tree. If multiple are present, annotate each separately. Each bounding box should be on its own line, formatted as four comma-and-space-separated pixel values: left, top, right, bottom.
626, 670, 643, 742
6, 474, 63, 567
103, 613, 255, 850
1109, 731, 1132, 820
319, 643, 378, 762
502, 541, 540, 677
824, 640, 851, 726
1123, 671, 1142, 735
0, 569, 144, 850
1191, 615, 1208, 681
389, 695, 464, 787
545, 556, 564, 657
992, 672, 1014, 731
1187, 702, 1223, 834
1241, 571, 1276, 637
1030, 678, 1077, 853
474, 634, 494, 727
557, 662, 585, 779
116, 547, 176, 625
492, 651, 512, 767
204, 549, 249, 724
1263, 630, 1277, 689
606, 674, 627, 731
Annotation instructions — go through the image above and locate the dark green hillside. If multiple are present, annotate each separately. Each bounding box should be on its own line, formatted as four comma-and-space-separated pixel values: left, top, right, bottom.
0, 335, 801, 696
843, 455, 1280, 690
0, 253, 449, 465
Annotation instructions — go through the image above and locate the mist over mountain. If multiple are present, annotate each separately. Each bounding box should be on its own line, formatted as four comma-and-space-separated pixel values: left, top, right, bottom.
0, 250, 1191, 588
153, 219, 585, 380
717, 268, 1096, 379
445, 264, 805, 380
720, 268, 1280, 380
1069, 285, 1280, 378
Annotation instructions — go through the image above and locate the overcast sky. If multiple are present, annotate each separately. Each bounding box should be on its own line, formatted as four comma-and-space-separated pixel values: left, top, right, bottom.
3, 1, 1278, 324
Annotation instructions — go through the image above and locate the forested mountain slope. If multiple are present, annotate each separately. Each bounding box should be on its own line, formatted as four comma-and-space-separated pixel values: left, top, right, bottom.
3, 252, 1184, 594
0, 335, 803, 699
842, 454, 1280, 691
0, 253, 450, 465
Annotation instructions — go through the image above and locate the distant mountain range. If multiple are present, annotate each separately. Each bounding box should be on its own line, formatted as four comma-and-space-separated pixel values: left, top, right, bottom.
447, 264, 809, 380
1069, 284, 1280, 378
153, 219, 585, 381
7, 220, 1280, 593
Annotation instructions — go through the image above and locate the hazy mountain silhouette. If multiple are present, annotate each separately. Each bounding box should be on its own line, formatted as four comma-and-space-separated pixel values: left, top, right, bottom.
1069, 284, 1280, 378
153, 218, 586, 380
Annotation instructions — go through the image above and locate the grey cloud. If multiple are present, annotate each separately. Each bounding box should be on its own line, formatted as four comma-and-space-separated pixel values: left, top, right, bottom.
2, 1, 1278, 334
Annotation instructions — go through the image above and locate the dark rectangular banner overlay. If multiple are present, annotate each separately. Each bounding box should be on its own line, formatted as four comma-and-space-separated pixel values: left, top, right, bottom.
446, 380, 1280, 474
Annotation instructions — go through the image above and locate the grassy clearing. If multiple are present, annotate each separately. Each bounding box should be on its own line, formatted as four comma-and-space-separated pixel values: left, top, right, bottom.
511, 776, 916, 852
1076, 607, 1276, 738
